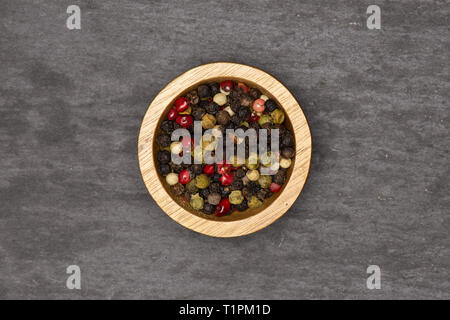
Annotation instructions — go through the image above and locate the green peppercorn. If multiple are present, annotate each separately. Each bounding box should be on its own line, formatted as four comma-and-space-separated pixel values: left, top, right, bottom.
248, 196, 263, 209
260, 152, 272, 167
202, 113, 216, 129
213, 93, 227, 106
229, 190, 244, 205
190, 193, 204, 210
246, 153, 259, 170
192, 146, 204, 163
186, 179, 198, 193
258, 114, 272, 126
271, 109, 285, 124
280, 158, 292, 168
246, 169, 260, 181
258, 175, 272, 188
195, 174, 210, 189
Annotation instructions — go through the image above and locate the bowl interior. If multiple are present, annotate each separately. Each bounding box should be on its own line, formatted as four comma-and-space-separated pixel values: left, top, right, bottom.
153, 77, 296, 222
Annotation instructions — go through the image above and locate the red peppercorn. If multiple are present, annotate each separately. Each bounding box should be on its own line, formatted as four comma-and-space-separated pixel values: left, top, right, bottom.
203, 165, 215, 176
252, 99, 265, 113
174, 97, 189, 113
181, 136, 193, 149
219, 172, 234, 186
215, 198, 231, 217
217, 162, 231, 175
167, 109, 178, 121
220, 80, 233, 93
178, 169, 191, 184
248, 112, 260, 122
175, 115, 193, 128
237, 82, 249, 94
270, 182, 282, 193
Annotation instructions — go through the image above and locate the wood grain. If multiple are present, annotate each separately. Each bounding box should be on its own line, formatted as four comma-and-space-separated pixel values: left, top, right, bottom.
138, 62, 312, 237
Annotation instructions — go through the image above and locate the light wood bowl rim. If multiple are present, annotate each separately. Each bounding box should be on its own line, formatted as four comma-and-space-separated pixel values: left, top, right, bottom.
138, 62, 312, 237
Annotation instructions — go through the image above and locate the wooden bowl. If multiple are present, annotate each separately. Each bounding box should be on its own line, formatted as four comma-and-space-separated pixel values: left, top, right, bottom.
138, 62, 311, 237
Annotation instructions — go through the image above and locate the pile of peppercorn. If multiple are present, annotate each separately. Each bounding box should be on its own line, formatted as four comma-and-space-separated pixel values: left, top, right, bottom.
156, 80, 295, 217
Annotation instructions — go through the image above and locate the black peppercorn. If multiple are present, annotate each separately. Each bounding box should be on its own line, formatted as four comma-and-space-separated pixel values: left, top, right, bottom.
157, 133, 171, 148
212, 173, 221, 182
249, 121, 260, 130
257, 188, 271, 200
272, 124, 287, 135
161, 120, 174, 133
273, 171, 285, 185
264, 99, 278, 113
220, 186, 231, 197
205, 102, 220, 115
230, 114, 241, 126
172, 183, 185, 196
197, 85, 211, 99
203, 203, 215, 214
199, 100, 209, 108
192, 107, 206, 121
281, 147, 295, 159
246, 182, 260, 195
228, 98, 241, 113
158, 164, 171, 176
230, 90, 241, 101
234, 168, 246, 178
199, 188, 210, 198
235, 199, 248, 211
192, 164, 203, 175
249, 88, 261, 100
240, 94, 253, 107
230, 179, 244, 191
209, 82, 220, 96
281, 133, 294, 147
237, 106, 251, 121
216, 110, 231, 125
171, 163, 183, 173
186, 90, 199, 105
209, 182, 220, 193
158, 150, 171, 163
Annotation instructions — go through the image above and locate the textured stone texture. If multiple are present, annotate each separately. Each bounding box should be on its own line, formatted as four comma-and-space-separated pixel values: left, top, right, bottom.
0, 0, 449, 299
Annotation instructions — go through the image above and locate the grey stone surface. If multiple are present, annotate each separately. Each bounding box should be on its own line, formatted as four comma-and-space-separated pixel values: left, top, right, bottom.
0, 0, 449, 299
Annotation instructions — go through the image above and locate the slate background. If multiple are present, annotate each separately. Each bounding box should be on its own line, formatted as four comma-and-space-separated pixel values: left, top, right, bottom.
0, 0, 449, 299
